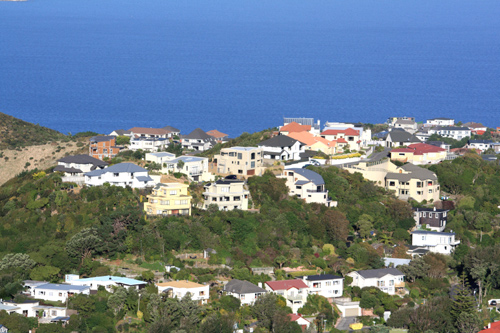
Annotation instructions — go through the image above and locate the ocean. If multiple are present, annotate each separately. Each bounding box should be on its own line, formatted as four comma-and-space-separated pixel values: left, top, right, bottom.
0, 0, 499, 137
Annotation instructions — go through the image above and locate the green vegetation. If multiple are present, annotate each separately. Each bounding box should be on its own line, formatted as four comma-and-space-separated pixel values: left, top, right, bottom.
198, 129, 275, 158
0, 112, 67, 149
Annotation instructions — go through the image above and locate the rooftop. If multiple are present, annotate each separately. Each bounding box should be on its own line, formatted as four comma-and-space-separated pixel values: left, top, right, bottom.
412, 230, 456, 236
299, 274, 343, 281
224, 279, 266, 294
128, 127, 170, 135
206, 129, 229, 138
58, 155, 108, 166
285, 168, 325, 185
36, 283, 90, 291
85, 163, 147, 176
258, 135, 301, 148
73, 276, 146, 285
280, 121, 312, 133
266, 279, 308, 291
354, 268, 404, 279
157, 281, 206, 289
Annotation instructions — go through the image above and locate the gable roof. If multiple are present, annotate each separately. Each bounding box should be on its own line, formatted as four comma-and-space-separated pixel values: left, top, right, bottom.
300, 274, 343, 281
387, 130, 421, 143
183, 128, 213, 140
90, 135, 115, 143
280, 122, 311, 133
391, 143, 445, 155
36, 283, 90, 292
156, 281, 205, 289
386, 163, 438, 181
162, 125, 180, 133
354, 268, 404, 279
73, 276, 146, 285
258, 135, 300, 148
321, 128, 360, 136
285, 168, 325, 185
85, 163, 147, 176
287, 131, 336, 147
266, 279, 308, 291
224, 279, 266, 294
128, 127, 169, 136
58, 155, 108, 167
112, 129, 131, 136
206, 129, 228, 138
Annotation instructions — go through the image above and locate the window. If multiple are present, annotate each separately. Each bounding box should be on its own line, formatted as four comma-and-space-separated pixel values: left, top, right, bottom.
389, 280, 394, 286
221, 187, 229, 193
161, 200, 169, 205
325, 281, 332, 287
170, 190, 177, 195
114, 173, 119, 177
251, 161, 255, 168
238, 153, 242, 160
389, 181, 395, 186
59, 292, 63, 296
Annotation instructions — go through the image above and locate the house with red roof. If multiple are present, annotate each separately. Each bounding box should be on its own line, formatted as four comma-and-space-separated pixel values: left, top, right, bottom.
287, 131, 337, 155
390, 143, 447, 165
320, 128, 361, 151
279, 121, 312, 135
265, 279, 309, 313
288, 313, 311, 330
206, 129, 229, 143
479, 321, 500, 333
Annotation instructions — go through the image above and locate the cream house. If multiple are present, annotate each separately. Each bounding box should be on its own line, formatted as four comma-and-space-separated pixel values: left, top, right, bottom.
156, 281, 209, 305
390, 143, 447, 165
144, 183, 192, 216
348, 268, 405, 295
279, 168, 336, 207
385, 163, 440, 202
214, 147, 265, 177
202, 179, 249, 211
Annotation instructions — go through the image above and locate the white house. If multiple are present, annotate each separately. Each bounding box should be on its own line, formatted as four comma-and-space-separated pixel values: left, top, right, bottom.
467, 140, 493, 152
258, 135, 305, 161
66, 275, 146, 292
156, 281, 209, 305
0, 300, 67, 321
85, 163, 155, 188
224, 279, 267, 305
348, 268, 405, 295
145, 152, 212, 182
181, 128, 217, 151
265, 279, 309, 314
129, 137, 168, 152
410, 230, 460, 255
426, 118, 455, 127
31, 283, 90, 302
393, 119, 418, 134
323, 122, 372, 148
288, 314, 311, 330
279, 168, 335, 207
202, 179, 249, 211
385, 130, 421, 148
54, 155, 108, 184
299, 274, 343, 299
428, 126, 471, 141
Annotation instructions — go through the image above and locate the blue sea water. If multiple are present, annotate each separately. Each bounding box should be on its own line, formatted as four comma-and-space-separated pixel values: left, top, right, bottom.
0, 0, 499, 137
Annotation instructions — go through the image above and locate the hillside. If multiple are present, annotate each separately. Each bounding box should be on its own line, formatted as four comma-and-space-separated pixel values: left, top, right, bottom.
0, 112, 67, 149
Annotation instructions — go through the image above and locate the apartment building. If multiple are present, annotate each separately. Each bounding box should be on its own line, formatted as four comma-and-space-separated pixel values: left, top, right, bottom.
214, 146, 264, 176
89, 136, 121, 160
144, 183, 192, 216
202, 179, 249, 211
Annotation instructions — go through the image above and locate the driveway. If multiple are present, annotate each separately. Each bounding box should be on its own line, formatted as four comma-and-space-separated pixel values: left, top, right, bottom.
336, 316, 358, 331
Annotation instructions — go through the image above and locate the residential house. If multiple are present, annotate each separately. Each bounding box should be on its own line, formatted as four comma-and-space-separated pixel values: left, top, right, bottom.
0, 300, 67, 320
202, 179, 249, 211
162, 125, 181, 138
128, 127, 169, 138
299, 274, 343, 299
385, 130, 421, 148
279, 168, 335, 207
258, 136, 305, 161
265, 279, 309, 314
409, 230, 460, 256
156, 281, 209, 305
320, 128, 361, 151
390, 143, 447, 165
89, 136, 121, 160
464, 122, 488, 135
279, 121, 312, 135
31, 283, 90, 302
163, 156, 211, 182
283, 117, 321, 135
387, 117, 415, 127
223, 279, 267, 305
84, 163, 155, 188
144, 183, 192, 216
323, 122, 372, 147
287, 131, 337, 155
385, 163, 440, 202
413, 207, 449, 232
426, 118, 455, 127
288, 314, 311, 330
54, 155, 108, 184
467, 140, 493, 152
66, 275, 146, 292
427, 141, 451, 152
479, 321, 500, 333
181, 128, 217, 151
214, 147, 265, 176
129, 137, 168, 152
428, 126, 471, 141
109, 129, 132, 137
206, 129, 229, 143
0, 325, 8, 333
348, 268, 405, 295
393, 119, 418, 134
145, 152, 176, 165
493, 143, 500, 154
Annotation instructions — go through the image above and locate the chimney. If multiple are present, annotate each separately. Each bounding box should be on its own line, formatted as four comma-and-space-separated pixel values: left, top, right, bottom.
258, 282, 262, 288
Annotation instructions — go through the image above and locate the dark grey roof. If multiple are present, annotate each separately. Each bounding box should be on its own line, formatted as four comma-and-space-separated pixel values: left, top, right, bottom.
386, 163, 437, 181
394, 119, 416, 125
387, 130, 421, 143
163, 125, 180, 132
54, 165, 82, 173
258, 135, 300, 148
428, 117, 453, 120
286, 168, 325, 185
413, 207, 448, 213
434, 126, 470, 131
112, 129, 131, 135
85, 163, 147, 177
412, 230, 456, 236
58, 155, 108, 167
469, 140, 493, 144
300, 274, 343, 281
427, 141, 449, 147
90, 135, 116, 142
136, 176, 153, 182
224, 279, 266, 294
184, 128, 213, 140
355, 268, 404, 279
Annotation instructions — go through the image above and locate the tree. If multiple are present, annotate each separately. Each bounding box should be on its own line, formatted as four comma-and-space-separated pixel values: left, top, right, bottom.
199, 313, 235, 333
356, 214, 374, 239
323, 210, 349, 242
399, 257, 430, 282
30, 265, 60, 282
141, 270, 155, 283
275, 255, 287, 269
177, 159, 185, 172
66, 228, 101, 265
0, 253, 36, 272
107, 287, 128, 314
252, 293, 290, 331
451, 275, 481, 333
115, 135, 130, 145
219, 295, 241, 312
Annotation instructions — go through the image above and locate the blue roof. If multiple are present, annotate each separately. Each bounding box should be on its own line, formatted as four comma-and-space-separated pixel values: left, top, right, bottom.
51, 317, 70, 322
74, 276, 146, 285
36, 283, 90, 291
85, 163, 147, 177
286, 168, 325, 185
148, 152, 175, 157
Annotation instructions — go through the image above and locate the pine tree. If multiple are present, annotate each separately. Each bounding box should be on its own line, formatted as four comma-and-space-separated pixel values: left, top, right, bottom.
451, 273, 481, 333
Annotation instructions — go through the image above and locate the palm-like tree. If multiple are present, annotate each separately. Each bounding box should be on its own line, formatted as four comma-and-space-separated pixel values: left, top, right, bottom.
378, 232, 393, 245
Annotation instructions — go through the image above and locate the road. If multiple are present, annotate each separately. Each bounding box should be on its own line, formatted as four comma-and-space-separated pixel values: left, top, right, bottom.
366, 147, 391, 162
336, 316, 358, 331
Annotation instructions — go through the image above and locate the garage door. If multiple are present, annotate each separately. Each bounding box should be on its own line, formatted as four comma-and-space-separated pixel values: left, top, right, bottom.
345, 308, 359, 317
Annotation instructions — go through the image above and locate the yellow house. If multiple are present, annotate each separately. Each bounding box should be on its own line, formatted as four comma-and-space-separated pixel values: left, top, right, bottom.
144, 183, 192, 216
390, 143, 447, 165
